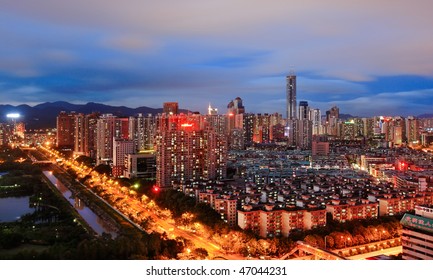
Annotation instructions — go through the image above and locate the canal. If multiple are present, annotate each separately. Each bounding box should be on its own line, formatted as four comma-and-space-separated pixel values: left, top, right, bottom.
42, 171, 117, 237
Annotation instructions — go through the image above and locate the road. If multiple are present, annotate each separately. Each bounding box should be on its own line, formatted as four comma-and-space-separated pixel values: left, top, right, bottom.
36, 146, 231, 259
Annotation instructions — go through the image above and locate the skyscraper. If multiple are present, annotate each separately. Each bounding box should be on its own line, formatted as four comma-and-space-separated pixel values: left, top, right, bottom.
286, 74, 297, 120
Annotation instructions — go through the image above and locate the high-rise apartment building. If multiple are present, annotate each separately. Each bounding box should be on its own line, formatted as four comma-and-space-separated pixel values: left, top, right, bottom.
74, 113, 86, 155
129, 113, 156, 152
56, 111, 76, 148
326, 106, 339, 137
227, 97, 245, 135
296, 101, 313, 149
112, 138, 135, 177
406, 116, 420, 145
243, 113, 255, 147
85, 113, 99, 159
155, 114, 227, 188
96, 114, 129, 165
163, 102, 179, 115
310, 108, 322, 136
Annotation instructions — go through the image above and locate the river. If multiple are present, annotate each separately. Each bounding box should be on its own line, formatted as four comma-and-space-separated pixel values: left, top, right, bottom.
42, 171, 117, 238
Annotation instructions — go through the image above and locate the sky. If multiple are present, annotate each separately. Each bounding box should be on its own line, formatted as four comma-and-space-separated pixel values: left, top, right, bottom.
1, 0, 433, 117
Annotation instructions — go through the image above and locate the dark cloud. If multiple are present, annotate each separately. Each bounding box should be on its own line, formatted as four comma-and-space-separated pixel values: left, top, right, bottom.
0, 1, 433, 116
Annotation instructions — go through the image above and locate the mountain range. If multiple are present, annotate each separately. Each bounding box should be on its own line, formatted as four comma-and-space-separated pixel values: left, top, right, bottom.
1, 101, 432, 129
0, 101, 167, 129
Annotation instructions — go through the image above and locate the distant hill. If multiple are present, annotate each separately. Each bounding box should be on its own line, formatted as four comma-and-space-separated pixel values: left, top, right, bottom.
0, 101, 173, 129
338, 113, 358, 120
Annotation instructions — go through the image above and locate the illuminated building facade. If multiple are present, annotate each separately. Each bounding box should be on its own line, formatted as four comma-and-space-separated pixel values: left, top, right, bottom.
124, 152, 156, 179
112, 138, 135, 177
56, 111, 76, 148
238, 205, 326, 238
326, 200, 378, 222
286, 74, 296, 120
155, 114, 227, 188
401, 205, 433, 259
129, 113, 156, 151
163, 102, 179, 115
96, 114, 129, 165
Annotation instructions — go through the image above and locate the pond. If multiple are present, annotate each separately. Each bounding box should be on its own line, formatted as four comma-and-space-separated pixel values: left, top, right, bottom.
0, 196, 34, 222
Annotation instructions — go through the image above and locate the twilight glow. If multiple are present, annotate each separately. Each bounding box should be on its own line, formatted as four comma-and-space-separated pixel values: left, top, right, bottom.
1, 0, 433, 116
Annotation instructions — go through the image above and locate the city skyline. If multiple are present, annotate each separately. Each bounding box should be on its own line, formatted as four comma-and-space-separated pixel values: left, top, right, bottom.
1, 1, 433, 117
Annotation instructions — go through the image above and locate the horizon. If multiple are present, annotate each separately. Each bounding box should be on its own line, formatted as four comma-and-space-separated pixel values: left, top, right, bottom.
1, 1, 433, 117
1, 100, 433, 119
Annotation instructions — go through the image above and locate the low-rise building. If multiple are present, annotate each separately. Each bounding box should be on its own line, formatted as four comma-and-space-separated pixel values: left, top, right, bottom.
237, 205, 325, 238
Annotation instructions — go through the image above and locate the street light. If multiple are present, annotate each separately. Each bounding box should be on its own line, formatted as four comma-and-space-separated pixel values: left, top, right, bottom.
324, 235, 329, 250
375, 229, 386, 240
341, 236, 350, 248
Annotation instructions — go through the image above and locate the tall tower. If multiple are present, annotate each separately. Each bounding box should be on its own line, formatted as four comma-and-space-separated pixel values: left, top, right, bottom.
286, 74, 297, 120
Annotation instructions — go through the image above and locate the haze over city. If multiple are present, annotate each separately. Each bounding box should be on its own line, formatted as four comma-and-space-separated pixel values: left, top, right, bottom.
1, 0, 433, 116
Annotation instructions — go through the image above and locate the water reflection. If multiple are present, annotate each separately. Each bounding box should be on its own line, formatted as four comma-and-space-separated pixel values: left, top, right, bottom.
0, 196, 34, 222
42, 171, 117, 238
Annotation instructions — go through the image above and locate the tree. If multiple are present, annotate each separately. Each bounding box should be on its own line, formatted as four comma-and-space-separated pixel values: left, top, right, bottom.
304, 234, 319, 247
93, 164, 111, 176
193, 248, 208, 259
75, 156, 94, 168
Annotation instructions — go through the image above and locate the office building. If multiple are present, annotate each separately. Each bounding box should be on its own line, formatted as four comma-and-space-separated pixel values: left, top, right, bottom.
124, 152, 156, 179
401, 205, 433, 259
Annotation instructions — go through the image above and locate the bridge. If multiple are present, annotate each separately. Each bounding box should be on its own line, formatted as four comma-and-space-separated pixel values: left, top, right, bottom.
281, 241, 347, 260
281, 238, 401, 260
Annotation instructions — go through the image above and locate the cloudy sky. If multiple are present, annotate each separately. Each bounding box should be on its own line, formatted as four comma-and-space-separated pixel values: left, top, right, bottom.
1, 0, 433, 117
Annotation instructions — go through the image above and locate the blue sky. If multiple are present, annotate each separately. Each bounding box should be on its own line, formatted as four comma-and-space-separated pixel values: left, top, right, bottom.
1, 0, 433, 117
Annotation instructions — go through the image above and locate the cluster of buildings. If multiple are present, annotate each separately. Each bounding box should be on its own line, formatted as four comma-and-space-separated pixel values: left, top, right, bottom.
54, 104, 230, 184
171, 144, 433, 238
0, 118, 26, 146
5, 73, 433, 248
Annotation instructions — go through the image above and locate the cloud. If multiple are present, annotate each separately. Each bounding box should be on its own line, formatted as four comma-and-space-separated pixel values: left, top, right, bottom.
101, 35, 160, 53
315, 89, 433, 117
1, 1, 433, 116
